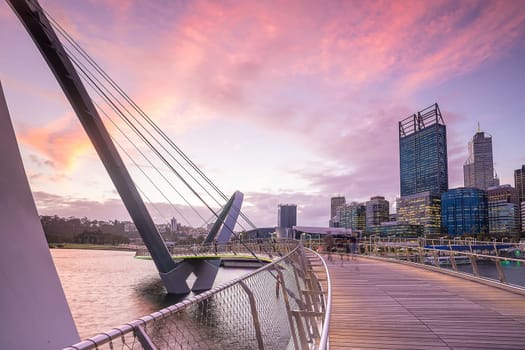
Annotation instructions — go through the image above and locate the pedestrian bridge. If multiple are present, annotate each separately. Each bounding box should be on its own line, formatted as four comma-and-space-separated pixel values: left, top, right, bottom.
64, 239, 525, 350
328, 256, 525, 349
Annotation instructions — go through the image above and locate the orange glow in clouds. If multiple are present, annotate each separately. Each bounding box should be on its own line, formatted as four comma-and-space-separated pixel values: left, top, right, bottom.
18, 113, 92, 171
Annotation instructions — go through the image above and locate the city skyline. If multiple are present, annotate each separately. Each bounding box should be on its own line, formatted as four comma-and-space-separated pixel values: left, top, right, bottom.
1, 1, 525, 227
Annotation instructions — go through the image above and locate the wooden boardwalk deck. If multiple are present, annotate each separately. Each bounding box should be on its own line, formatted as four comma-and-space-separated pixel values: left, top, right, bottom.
326, 256, 525, 349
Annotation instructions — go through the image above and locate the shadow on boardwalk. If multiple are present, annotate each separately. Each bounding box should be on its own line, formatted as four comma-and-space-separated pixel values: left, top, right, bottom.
326, 256, 525, 350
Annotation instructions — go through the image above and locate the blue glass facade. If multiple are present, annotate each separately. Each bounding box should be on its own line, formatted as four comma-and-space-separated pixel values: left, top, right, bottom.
399, 104, 448, 196
441, 188, 488, 236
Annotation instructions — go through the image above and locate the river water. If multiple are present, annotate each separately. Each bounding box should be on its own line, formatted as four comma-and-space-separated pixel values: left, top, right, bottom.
51, 249, 250, 339
52, 249, 525, 341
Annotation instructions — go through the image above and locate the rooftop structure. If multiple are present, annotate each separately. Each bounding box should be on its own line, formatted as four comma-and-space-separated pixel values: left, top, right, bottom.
399, 103, 448, 196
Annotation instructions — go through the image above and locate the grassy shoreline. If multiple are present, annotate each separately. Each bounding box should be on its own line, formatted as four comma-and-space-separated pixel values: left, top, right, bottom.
48, 243, 137, 252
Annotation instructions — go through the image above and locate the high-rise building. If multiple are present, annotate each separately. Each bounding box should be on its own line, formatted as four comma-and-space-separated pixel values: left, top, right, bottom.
170, 217, 178, 233
463, 128, 499, 190
515, 165, 525, 233
399, 103, 448, 196
329, 196, 346, 227
487, 185, 519, 237
365, 196, 389, 227
441, 187, 488, 236
338, 202, 366, 230
278, 204, 297, 229
396, 191, 441, 235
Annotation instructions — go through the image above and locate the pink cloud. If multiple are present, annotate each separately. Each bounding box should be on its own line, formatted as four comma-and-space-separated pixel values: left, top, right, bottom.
17, 113, 92, 170
400, 1, 525, 94
7, 1, 523, 226
93, 0, 522, 128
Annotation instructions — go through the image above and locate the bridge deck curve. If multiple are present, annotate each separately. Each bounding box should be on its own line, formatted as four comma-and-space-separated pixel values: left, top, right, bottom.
327, 256, 525, 349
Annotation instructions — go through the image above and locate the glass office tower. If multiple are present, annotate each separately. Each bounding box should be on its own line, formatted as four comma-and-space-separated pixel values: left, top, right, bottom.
396, 191, 441, 235
329, 196, 346, 227
338, 202, 366, 230
278, 204, 297, 229
515, 165, 525, 233
365, 196, 390, 227
487, 185, 519, 237
399, 103, 448, 196
463, 129, 499, 190
441, 187, 488, 236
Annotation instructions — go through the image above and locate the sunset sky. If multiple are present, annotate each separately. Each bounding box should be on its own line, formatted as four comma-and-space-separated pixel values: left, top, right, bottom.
1, 0, 524, 228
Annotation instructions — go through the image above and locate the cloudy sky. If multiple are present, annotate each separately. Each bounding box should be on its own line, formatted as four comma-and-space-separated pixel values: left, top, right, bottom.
1, 0, 524, 228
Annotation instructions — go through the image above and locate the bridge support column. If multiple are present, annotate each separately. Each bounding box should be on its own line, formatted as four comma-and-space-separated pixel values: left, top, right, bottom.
160, 259, 221, 294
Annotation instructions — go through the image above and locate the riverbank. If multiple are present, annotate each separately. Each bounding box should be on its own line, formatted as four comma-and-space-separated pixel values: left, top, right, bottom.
48, 243, 138, 251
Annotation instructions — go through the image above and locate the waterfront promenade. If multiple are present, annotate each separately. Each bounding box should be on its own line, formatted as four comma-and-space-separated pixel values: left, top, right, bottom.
327, 256, 525, 349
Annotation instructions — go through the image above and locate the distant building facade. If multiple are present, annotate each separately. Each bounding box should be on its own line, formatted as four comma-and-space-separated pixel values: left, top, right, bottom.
515, 165, 525, 233
329, 196, 346, 227
365, 221, 423, 237
278, 204, 297, 228
365, 196, 389, 227
337, 202, 366, 230
487, 185, 519, 237
399, 103, 448, 197
441, 187, 488, 236
170, 217, 178, 233
463, 129, 499, 190
396, 191, 441, 235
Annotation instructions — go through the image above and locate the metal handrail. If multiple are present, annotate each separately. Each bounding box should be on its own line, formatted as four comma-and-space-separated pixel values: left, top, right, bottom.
64, 241, 330, 350
360, 241, 525, 295
310, 248, 332, 350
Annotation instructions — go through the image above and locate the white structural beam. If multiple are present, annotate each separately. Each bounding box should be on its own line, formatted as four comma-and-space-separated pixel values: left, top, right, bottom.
0, 81, 80, 349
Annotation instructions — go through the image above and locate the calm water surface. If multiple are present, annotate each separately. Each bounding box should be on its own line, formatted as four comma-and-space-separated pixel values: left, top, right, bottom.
51, 249, 249, 339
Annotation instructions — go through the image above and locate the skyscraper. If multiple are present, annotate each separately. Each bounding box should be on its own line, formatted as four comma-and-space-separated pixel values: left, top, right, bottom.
329, 196, 345, 226
487, 185, 519, 237
463, 128, 499, 190
338, 202, 366, 230
515, 165, 525, 232
365, 196, 389, 227
399, 103, 448, 196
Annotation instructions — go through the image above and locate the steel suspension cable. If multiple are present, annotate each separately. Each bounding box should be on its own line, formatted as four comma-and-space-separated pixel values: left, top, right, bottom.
66, 42, 259, 256
49, 14, 265, 261
46, 12, 256, 230
68, 50, 206, 224
64, 49, 220, 220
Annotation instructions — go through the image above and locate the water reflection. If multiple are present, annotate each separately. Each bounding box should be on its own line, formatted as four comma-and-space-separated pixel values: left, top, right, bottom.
134, 277, 189, 308
51, 249, 250, 339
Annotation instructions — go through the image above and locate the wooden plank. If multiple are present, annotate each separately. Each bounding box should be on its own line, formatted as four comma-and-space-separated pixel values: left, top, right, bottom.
327, 256, 525, 349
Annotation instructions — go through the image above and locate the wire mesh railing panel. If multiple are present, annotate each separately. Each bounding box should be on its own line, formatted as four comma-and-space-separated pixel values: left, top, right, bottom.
242, 270, 291, 349
143, 285, 257, 349
65, 243, 331, 350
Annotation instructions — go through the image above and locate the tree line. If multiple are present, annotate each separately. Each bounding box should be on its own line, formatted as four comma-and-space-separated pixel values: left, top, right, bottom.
41, 215, 130, 244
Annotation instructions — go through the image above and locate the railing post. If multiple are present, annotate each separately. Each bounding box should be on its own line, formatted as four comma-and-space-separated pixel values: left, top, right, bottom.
433, 250, 440, 267
135, 324, 158, 350
275, 267, 303, 350
494, 259, 507, 283
238, 281, 265, 350
418, 247, 425, 264
297, 248, 321, 340
449, 251, 458, 272
470, 254, 480, 277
